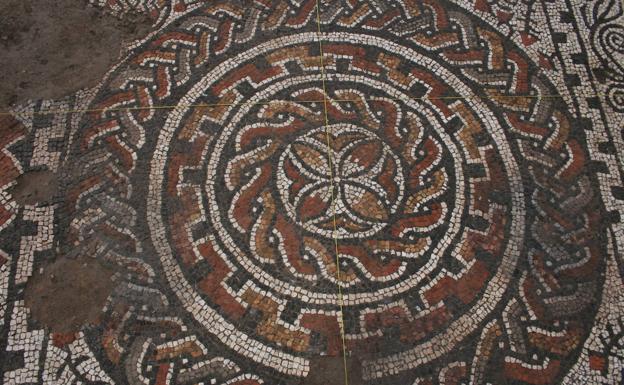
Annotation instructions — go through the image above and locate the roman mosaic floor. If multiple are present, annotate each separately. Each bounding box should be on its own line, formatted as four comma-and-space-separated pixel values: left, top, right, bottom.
1, 0, 624, 384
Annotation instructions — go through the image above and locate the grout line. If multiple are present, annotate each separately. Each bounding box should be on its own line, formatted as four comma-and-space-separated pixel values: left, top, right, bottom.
0, 93, 601, 118
314, 1, 350, 385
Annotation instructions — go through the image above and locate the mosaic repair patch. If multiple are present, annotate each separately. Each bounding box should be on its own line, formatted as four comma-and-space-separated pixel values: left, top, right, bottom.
1, 0, 624, 384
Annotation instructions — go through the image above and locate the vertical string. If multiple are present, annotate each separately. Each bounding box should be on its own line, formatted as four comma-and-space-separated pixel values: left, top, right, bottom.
313, 1, 350, 385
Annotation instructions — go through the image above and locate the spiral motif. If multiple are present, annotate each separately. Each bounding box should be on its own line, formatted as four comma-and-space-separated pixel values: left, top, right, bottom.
602, 24, 624, 52
607, 85, 624, 112
599, 24, 624, 74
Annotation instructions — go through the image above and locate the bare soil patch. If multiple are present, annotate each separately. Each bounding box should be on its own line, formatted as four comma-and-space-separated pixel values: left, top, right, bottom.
24, 256, 115, 333
0, 0, 151, 107
302, 354, 364, 385
11, 169, 58, 205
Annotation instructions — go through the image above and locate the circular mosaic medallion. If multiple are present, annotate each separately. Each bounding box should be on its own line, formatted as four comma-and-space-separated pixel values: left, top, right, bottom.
72, 1, 607, 383
148, 30, 525, 372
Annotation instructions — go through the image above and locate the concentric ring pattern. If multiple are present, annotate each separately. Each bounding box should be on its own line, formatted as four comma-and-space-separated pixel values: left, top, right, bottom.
3, 1, 622, 385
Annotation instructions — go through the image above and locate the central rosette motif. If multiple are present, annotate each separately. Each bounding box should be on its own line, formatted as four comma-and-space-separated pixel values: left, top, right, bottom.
277, 125, 404, 239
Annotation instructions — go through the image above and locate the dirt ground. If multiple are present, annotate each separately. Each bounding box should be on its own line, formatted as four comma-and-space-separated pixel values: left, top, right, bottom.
0, 0, 151, 107
24, 256, 116, 334
11, 169, 58, 205
302, 355, 364, 385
